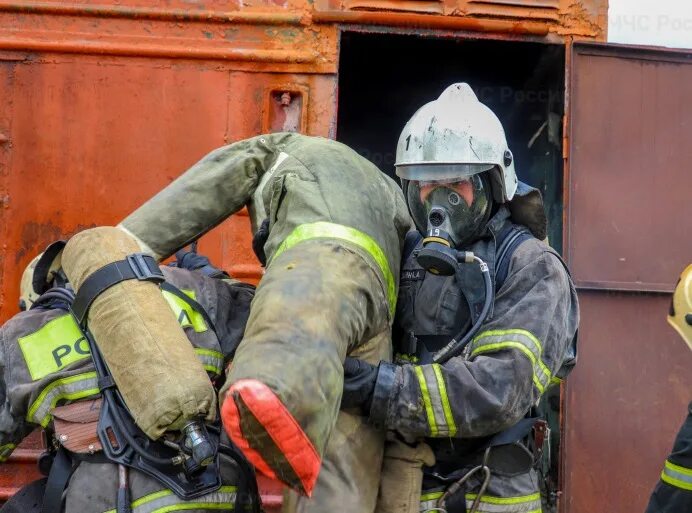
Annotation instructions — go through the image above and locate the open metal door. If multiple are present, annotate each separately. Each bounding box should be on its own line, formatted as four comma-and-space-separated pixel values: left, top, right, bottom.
562, 42, 692, 513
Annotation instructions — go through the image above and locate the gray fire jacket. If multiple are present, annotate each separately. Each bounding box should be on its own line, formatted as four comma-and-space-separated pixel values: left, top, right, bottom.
373, 204, 579, 513
0, 266, 254, 513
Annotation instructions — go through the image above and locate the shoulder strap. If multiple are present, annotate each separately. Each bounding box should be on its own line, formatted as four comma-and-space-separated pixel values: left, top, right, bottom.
495, 225, 533, 292
159, 281, 245, 361
71, 254, 164, 325
41, 447, 74, 513
402, 230, 423, 263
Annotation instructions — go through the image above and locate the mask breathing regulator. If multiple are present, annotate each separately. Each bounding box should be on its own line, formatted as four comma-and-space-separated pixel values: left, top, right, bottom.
414, 208, 494, 365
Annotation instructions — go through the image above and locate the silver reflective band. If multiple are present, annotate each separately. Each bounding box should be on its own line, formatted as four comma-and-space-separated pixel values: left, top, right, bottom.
465, 492, 542, 513
0, 443, 16, 462
195, 348, 224, 376
661, 459, 692, 491
27, 372, 99, 427
420, 491, 443, 512
414, 365, 457, 437
103, 485, 237, 513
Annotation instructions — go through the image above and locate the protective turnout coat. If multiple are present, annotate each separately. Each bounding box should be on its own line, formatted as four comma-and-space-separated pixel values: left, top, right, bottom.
644, 402, 692, 513
0, 266, 254, 512
118, 133, 412, 512
373, 201, 579, 513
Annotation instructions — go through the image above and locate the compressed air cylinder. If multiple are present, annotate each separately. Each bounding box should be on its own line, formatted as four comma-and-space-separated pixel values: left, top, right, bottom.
62, 227, 216, 439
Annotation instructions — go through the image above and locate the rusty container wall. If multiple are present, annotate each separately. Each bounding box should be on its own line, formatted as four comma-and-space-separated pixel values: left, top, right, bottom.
563, 43, 692, 513
0, 3, 340, 506
0, 0, 607, 505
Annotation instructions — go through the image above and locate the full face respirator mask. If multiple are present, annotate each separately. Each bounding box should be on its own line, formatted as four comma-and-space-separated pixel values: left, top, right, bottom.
403, 173, 493, 276
401, 173, 495, 364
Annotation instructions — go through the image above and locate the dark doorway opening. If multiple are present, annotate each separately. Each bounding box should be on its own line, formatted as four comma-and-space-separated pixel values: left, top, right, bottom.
337, 32, 567, 511
337, 31, 565, 251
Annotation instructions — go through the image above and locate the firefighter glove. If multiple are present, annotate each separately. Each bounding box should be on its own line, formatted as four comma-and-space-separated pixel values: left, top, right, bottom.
342, 357, 397, 429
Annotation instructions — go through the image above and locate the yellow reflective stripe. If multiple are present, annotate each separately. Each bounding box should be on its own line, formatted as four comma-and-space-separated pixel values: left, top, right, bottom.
466, 493, 541, 505
27, 372, 99, 427
18, 314, 91, 381
666, 459, 692, 477
103, 486, 237, 513
415, 365, 457, 437
420, 491, 444, 513
474, 329, 545, 353
0, 443, 16, 462
465, 492, 542, 513
272, 221, 396, 315
471, 329, 551, 394
195, 348, 224, 376
472, 342, 547, 394
432, 364, 457, 437
414, 366, 439, 437
550, 376, 562, 386
162, 289, 207, 333
661, 459, 692, 491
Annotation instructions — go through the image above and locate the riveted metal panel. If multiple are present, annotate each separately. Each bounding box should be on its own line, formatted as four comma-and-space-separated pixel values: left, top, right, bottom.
566, 43, 692, 292
563, 291, 692, 513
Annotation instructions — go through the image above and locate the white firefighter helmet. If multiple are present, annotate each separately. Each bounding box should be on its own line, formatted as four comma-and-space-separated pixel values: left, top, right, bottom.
668, 264, 692, 351
395, 82, 518, 203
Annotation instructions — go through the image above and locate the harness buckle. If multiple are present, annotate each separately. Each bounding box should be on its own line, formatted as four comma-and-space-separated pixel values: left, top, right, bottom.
126, 253, 163, 282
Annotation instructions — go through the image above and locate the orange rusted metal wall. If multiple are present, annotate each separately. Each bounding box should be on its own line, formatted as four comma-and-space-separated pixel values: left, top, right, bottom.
0, 0, 607, 506
0, 2, 607, 323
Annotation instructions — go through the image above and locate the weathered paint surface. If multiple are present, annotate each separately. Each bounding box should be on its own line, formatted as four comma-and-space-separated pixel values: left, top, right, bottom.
563, 43, 692, 513
0, 0, 607, 508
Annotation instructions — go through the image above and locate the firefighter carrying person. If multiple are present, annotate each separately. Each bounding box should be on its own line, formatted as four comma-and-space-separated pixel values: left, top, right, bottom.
644, 264, 692, 513
27, 88, 575, 512
0, 244, 256, 513
341, 83, 580, 513
99, 133, 411, 513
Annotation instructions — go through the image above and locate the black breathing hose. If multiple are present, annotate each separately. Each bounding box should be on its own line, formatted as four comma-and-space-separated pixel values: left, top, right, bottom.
87, 331, 179, 467
432, 254, 493, 364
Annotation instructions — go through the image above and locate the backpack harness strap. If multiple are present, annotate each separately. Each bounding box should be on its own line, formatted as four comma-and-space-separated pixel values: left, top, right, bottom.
495, 224, 533, 292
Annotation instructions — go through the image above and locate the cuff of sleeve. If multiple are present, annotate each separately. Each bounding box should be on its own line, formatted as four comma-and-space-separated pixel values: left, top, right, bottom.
368, 361, 397, 429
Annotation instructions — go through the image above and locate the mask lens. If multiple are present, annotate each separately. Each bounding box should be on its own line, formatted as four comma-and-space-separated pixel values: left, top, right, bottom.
406, 174, 491, 247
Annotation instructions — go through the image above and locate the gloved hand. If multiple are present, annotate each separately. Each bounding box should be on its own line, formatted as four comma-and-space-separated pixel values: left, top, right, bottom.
341, 357, 379, 412
252, 218, 270, 267
171, 248, 228, 278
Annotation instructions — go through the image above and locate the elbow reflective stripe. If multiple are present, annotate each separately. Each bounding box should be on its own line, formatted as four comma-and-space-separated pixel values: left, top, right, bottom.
195, 348, 224, 376
661, 459, 692, 491
27, 372, 99, 427
162, 288, 208, 333
414, 364, 458, 437
470, 329, 551, 394
272, 221, 397, 316
465, 492, 542, 513
102, 485, 237, 513
0, 443, 16, 462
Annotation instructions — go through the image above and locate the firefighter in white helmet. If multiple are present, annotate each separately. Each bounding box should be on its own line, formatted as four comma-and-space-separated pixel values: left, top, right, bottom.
342, 83, 579, 513
644, 264, 692, 513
